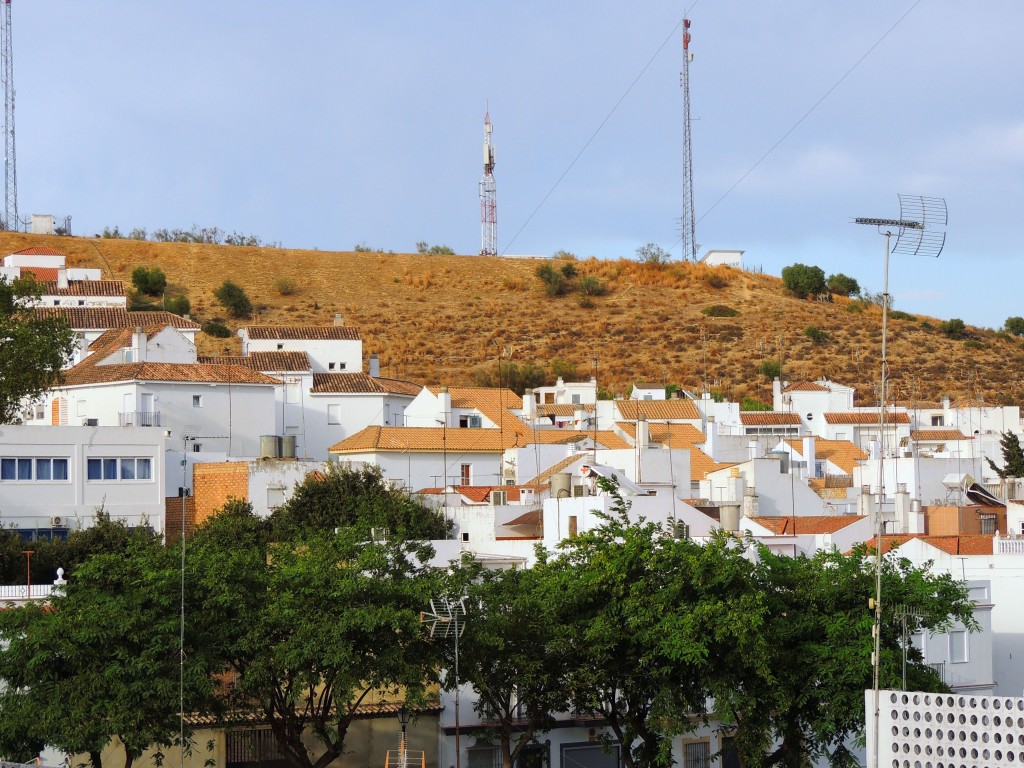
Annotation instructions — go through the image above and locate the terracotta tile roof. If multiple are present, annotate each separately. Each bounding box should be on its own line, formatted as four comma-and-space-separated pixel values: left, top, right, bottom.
823, 411, 911, 425
910, 429, 972, 442
740, 412, 802, 426
615, 399, 701, 421
784, 380, 829, 392
12, 247, 65, 256
689, 448, 733, 483
529, 454, 584, 485
199, 352, 313, 373
62, 361, 280, 387
863, 534, 995, 556
428, 386, 528, 435
244, 325, 361, 341
616, 421, 706, 447
504, 509, 542, 527
784, 438, 868, 475
419, 485, 530, 503
633, 383, 666, 391
330, 425, 592, 454
32, 307, 200, 330
21, 267, 59, 281
312, 373, 421, 396
538, 403, 594, 417
949, 397, 988, 409
749, 515, 866, 535
38, 279, 125, 297
592, 430, 631, 449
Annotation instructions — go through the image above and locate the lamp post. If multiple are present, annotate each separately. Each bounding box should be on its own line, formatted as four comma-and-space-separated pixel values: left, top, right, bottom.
855, 194, 946, 768
398, 704, 410, 768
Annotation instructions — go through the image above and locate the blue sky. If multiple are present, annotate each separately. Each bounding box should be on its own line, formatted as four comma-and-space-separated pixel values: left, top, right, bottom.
15, 1, 1024, 328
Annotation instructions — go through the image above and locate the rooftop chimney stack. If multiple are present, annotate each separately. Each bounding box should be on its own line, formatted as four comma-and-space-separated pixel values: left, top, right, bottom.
334, 312, 344, 326
369, 353, 380, 378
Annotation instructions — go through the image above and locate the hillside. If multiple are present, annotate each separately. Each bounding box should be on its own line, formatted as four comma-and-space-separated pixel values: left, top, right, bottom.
5, 232, 1022, 408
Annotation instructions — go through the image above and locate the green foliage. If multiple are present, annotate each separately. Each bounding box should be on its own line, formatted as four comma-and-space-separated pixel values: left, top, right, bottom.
826, 272, 860, 296
131, 266, 167, 296
939, 317, 966, 338
781, 263, 826, 298
551, 249, 577, 260
269, 462, 452, 541
213, 280, 253, 318
274, 277, 299, 296
665, 383, 680, 399
741, 396, 771, 411
0, 278, 77, 423
635, 242, 671, 265
101, 225, 124, 239
889, 310, 917, 321
164, 294, 191, 316
202, 321, 232, 338
803, 325, 830, 344
535, 263, 568, 296
758, 358, 782, 380
472, 359, 547, 394
550, 359, 578, 381
415, 241, 455, 255
560, 262, 578, 279
986, 431, 1024, 479
701, 304, 738, 317
1004, 316, 1024, 336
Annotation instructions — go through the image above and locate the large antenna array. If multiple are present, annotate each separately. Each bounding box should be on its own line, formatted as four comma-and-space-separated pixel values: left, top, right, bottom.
679, 18, 696, 262
479, 110, 497, 257
1, 0, 16, 231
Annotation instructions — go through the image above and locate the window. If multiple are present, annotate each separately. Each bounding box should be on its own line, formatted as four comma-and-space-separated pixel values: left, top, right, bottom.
276, 343, 284, 350
460, 463, 471, 485
327, 404, 341, 425
1, 458, 68, 482
77, 299, 85, 306
328, 362, 336, 370
931, 415, 944, 426
461, 414, 482, 428
683, 742, 710, 768
720, 738, 741, 768
192, 443, 202, 453
337, 362, 346, 370
571, 393, 581, 404
193, 395, 203, 408
949, 629, 968, 663
468, 746, 499, 768
267, 486, 286, 508
979, 514, 996, 535
86, 457, 152, 481
76, 399, 87, 417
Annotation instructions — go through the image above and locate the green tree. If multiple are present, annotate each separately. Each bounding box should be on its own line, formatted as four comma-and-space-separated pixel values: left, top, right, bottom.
269, 462, 451, 541
1005, 316, 1024, 336
546, 480, 766, 768
826, 272, 860, 297
0, 278, 77, 423
415, 241, 455, 255
986, 431, 1024, 479
803, 325, 830, 344
130, 266, 167, 296
535, 263, 569, 296
213, 280, 253, 318
164, 294, 191, 316
472, 359, 547, 394
939, 317, 966, 339
781, 263, 826, 298
758, 359, 782, 380
717, 545, 975, 768
635, 242, 671, 265
0, 536, 210, 768
449, 562, 568, 768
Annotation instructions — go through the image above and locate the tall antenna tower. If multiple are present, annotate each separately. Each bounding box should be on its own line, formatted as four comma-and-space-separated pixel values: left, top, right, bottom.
680, 18, 696, 261
1, 0, 15, 232
479, 109, 496, 257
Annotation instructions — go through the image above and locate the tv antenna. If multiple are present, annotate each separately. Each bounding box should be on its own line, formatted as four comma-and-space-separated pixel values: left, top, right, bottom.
855, 193, 946, 768
421, 597, 467, 768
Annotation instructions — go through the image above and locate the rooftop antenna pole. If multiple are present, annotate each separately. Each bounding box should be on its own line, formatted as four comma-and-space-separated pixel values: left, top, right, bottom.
1, 0, 16, 232
480, 107, 497, 256
680, 18, 696, 262
855, 194, 947, 768
421, 597, 467, 768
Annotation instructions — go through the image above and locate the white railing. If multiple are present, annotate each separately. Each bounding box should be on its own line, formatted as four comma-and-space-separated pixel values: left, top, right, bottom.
0, 584, 54, 601
994, 534, 1024, 555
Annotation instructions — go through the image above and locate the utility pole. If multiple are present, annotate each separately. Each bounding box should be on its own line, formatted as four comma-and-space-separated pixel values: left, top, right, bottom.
479, 109, 497, 256
1, 0, 17, 231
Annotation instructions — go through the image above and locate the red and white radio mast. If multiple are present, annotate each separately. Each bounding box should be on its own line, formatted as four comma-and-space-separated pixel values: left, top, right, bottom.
479, 109, 496, 256
1, 0, 16, 231
680, 18, 696, 261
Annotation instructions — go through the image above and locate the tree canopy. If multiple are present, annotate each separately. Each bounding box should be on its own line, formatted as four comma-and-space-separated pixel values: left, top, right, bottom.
986, 431, 1024, 479
0, 277, 77, 423
781, 263, 826, 298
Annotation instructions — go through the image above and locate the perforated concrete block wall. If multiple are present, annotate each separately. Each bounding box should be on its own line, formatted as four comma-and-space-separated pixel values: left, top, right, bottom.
867, 689, 1024, 768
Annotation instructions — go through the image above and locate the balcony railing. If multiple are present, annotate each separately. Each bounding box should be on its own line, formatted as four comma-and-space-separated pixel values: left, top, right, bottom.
119, 411, 161, 427
927, 661, 946, 683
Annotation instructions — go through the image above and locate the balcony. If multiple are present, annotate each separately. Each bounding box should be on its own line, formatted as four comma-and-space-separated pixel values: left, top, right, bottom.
927, 661, 946, 683
119, 411, 161, 427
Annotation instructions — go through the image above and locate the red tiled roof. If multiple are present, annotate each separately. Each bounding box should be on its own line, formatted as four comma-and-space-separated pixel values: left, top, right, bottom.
740, 412, 802, 426
199, 352, 312, 373
418, 485, 530, 504
34, 307, 197, 331
312, 372, 421, 396
38, 279, 125, 297
62, 361, 280, 387
784, 437, 867, 475
244, 325, 361, 341
12, 247, 65, 256
538, 404, 594, 417
615, 399, 701, 421
428, 386, 528, 435
20, 267, 59, 281
330, 425, 592, 454
863, 534, 994, 556
910, 429, 971, 442
784, 381, 829, 392
824, 411, 911, 425
616, 421, 706, 447
749, 515, 866, 535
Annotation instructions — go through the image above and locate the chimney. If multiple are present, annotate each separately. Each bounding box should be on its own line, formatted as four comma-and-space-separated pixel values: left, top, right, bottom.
636, 415, 650, 451
132, 325, 146, 362
57, 267, 69, 290
772, 377, 783, 408
705, 415, 717, 459
802, 432, 816, 479
742, 486, 760, 517
368, 353, 380, 378
334, 312, 344, 326
438, 386, 451, 428
895, 484, 911, 533
747, 440, 760, 461
522, 388, 536, 421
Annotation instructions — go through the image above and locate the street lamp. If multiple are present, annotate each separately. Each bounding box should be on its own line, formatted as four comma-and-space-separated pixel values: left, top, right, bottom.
398, 704, 410, 768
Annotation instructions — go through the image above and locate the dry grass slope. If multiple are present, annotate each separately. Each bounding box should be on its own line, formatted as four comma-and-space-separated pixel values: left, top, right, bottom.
5, 232, 1022, 407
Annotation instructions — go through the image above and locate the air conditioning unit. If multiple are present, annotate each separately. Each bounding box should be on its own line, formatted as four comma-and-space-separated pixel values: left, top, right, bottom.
50, 515, 67, 528
82, 418, 98, 427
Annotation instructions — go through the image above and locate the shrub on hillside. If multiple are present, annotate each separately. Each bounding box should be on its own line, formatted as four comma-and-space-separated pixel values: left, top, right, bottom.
415, 241, 455, 255
577, 276, 608, 296
701, 305, 738, 318
164, 295, 190, 316
275, 278, 299, 296
741, 397, 771, 411
214, 281, 253, 318
781, 263, 826, 298
804, 326, 830, 344
758, 359, 782, 379
826, 273, 860, 297
202, 321, 232, 338
889, 310, 916, 321
131, 266, 167, 297
939, 318, 966, 339
535, 264, 568, 297
1005, 316, 1024, 336
635, 243, 671, 265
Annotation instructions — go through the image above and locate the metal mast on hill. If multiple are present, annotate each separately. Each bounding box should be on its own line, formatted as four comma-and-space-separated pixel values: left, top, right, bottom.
479, 109, 497, 256
1, 0, 16, 231
680, 19, 696, 262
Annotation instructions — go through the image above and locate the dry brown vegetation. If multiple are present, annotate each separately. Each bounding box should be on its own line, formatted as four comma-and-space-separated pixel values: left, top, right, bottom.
7, 232, 1023, 407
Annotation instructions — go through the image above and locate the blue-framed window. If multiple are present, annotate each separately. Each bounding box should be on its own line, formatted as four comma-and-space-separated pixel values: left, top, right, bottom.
86, 457, 152, 481
1, 457, 69, 481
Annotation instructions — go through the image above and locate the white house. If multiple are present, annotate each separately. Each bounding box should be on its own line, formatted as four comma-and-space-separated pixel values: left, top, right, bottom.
238, 323, 362, 374
699, 249, 744, 268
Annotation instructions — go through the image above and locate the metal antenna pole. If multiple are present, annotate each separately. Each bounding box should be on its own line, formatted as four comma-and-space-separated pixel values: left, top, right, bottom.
679, 19, 696, 261
480, 109, 497, 256
1, 0, 16, 231
421, 597, 467, 768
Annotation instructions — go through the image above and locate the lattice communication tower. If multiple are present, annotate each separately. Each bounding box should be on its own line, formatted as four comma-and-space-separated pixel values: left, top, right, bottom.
479, 110, 497, 256
1, 0, 16, 232
680, 18, 696, 261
